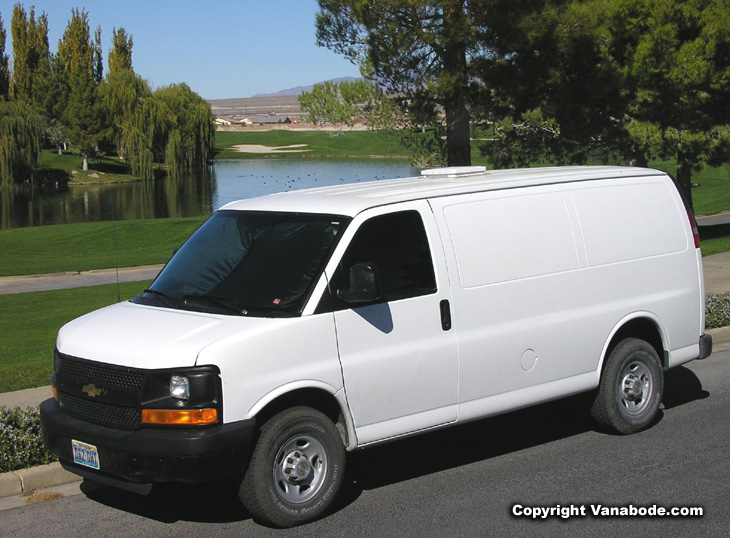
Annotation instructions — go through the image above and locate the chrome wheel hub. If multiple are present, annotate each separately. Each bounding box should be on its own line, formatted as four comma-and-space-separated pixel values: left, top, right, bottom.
619, 361, 652, 415
283, 450, 312, 482
273, 434, 327, 504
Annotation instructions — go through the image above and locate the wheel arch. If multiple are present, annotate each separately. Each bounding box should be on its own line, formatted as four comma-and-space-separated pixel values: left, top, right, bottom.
600, 313, 667, 373
249, 383, 356, 450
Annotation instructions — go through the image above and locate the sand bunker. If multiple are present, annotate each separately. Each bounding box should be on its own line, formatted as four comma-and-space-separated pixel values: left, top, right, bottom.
232, 144, 311, 154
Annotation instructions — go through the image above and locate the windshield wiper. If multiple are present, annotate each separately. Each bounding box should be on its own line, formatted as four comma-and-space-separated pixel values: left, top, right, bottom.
144, 288, 174, 307
182, 294, 248, 316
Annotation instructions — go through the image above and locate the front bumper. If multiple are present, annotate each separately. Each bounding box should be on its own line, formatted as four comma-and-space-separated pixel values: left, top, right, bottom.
40, 398, 256, 487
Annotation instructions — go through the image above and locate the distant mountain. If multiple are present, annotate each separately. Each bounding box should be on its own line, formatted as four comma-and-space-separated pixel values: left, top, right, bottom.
252, 77, 361, 97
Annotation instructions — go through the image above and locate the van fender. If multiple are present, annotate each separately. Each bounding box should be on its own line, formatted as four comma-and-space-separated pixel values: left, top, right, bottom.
247, 380, 359, 451
597, 311, 668, 375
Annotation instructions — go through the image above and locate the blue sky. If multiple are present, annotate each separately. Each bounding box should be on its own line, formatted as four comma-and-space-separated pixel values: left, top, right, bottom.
0, 0, 361, 99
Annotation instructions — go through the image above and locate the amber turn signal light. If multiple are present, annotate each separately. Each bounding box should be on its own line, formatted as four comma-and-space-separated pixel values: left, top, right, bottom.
141, 408, 218, 425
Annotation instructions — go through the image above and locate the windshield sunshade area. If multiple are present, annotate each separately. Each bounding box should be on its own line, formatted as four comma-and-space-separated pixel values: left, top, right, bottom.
134, 211, 349, 317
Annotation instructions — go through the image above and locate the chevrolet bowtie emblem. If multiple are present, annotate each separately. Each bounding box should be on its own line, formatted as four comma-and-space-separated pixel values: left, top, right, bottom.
81, 383, 102, 397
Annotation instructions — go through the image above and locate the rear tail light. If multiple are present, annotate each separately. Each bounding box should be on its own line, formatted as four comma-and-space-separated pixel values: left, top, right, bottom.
686, 207, 701, 248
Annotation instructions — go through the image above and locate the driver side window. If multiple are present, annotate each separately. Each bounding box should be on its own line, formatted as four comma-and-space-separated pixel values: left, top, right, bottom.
326, 210, 437, 309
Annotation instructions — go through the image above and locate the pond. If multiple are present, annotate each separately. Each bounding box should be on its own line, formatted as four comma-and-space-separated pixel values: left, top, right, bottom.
0, 159, 418, 229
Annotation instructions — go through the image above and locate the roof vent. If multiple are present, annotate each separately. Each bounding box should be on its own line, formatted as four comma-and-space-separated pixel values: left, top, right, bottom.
421, 166, 487, 178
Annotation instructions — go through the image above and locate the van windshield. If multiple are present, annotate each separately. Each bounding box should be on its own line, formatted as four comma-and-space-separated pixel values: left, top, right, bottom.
133, 210, 348, 317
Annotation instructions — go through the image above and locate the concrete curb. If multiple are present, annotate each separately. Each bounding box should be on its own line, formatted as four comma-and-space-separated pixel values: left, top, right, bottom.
0, 264, 163, 295
707, 325, 730, 344
0, 462, 81, 499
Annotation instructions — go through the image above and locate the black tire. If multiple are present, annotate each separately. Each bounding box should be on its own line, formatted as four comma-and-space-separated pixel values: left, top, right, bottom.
591, 337, 663, 434
238, 407, 345, 527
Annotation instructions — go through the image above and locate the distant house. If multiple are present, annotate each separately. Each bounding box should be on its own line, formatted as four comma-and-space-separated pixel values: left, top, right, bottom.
251, 115, 299, 125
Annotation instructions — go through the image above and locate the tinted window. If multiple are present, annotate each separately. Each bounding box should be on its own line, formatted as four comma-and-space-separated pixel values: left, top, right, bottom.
330, 210, 437, 305
135, 211, 348, 316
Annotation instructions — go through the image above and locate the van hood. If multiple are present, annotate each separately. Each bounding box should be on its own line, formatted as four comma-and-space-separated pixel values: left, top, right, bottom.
56, 301, 270, 369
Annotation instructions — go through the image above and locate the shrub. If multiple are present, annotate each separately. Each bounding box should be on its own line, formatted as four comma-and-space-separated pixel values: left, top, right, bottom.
0, 406, 56, 473
706, 293, 730, 330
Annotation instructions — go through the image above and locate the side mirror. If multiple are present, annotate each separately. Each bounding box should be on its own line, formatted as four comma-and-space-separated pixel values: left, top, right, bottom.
337, 262, 382, 304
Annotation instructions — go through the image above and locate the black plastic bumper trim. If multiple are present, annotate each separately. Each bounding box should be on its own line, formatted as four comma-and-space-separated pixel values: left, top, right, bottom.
699, 333, 713, 360
41, 398, 256, 484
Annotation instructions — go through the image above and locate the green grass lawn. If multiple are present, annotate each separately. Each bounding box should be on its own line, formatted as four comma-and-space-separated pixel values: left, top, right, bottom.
650, 159, 730, 216
39, 150, 144, 184
0, 281, 150, 393
0, 217, 205, 276
215, 129, 412, 159
700, 236, 730, 257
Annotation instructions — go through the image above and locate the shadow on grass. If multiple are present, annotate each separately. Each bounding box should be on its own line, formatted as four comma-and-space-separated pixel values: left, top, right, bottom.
88, 158, 130, 175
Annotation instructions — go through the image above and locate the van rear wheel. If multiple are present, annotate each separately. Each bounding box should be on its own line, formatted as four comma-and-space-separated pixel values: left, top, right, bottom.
238, 407, 345, 527
592, 338, 663, 434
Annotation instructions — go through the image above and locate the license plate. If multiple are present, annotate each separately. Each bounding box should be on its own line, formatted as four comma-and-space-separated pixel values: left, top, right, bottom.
72, 440, 100, 470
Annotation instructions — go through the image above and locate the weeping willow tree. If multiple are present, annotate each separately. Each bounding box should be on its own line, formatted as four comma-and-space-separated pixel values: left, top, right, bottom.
90, 82, 215, 182
0, 101, 43, 187
123, 124, 153, 180
154, 83, 215, 176
122, 96, 173, 180
98, 69, 151, 159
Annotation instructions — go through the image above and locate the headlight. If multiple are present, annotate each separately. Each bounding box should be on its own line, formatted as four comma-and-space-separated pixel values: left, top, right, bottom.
141, 366, 221, 427
170, 375, 190, 400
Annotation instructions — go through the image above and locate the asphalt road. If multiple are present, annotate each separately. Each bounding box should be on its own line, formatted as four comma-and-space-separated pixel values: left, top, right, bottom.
2, 346, 729, 538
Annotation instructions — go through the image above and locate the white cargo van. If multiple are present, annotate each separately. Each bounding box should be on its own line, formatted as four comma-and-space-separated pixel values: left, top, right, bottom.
41, 166, 712, 527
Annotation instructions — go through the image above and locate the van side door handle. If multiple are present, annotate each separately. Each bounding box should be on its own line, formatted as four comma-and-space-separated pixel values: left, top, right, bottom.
439, 299, 452, 331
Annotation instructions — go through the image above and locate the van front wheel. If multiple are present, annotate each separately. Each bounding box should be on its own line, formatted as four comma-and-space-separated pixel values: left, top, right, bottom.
592, 338, 663, 434
238, 407, 345, 527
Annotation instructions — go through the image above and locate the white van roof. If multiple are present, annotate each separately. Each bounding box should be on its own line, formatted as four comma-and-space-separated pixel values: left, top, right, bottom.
219, 165, 668, 217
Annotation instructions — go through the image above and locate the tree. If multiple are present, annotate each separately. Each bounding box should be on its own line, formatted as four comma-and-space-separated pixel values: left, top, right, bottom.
0, 14, 10, 100
606, 0, 730, 206
108, 27, 133, 75
154, 83, 215, 174
298, 79, 396, 133
476, 0, 730, 207
10, 3, 50, 106
0, 100, 43, 187
98, 69, 150, 158
472, 0, 628, 166
120, 84, 214, 180
57, 8, 104, 169
98, 27, 145, 158
316, 0, 480, 166
92, 26, 103, 85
